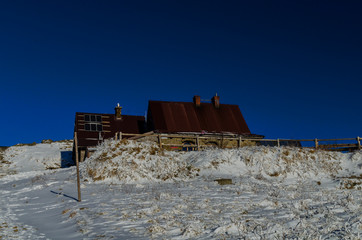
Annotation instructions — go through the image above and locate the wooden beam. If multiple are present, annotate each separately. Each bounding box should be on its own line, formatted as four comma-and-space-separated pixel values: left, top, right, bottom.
158, 134, 162, 148
129, 131, 154, 140
74, 132, 81, 202
315, 138, 319, 149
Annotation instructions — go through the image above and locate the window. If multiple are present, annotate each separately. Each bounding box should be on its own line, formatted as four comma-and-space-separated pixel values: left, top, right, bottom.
85, 114, 102, 122
84, 114, 103, 132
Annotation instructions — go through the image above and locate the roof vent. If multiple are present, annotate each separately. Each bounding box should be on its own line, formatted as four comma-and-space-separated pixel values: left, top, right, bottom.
212, 94, 220, 108
193, 95, 201, 107
115, 103, 123, 120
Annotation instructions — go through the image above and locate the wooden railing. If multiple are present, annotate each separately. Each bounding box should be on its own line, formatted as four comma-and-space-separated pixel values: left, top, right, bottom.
112, 132, 362, 152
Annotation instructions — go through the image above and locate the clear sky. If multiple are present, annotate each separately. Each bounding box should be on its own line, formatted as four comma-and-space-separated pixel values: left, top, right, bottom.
1, 0, 361, 146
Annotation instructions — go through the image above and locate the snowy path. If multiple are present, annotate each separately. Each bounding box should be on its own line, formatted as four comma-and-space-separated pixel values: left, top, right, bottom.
1, 171, 360, 239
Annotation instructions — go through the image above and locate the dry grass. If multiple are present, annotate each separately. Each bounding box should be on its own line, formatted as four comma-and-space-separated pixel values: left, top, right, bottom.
84, 140, 201, 182
339, 174, 362, 190
214, 179, 233, 185
340, 179, 361, 190
15, 142, 37, 147
69, 211, 77, 218
62, 209, 71, 214
268, 172, 280, 177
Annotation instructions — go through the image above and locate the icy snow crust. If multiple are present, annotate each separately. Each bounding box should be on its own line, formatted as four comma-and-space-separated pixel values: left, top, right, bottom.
0, 140, 361, 239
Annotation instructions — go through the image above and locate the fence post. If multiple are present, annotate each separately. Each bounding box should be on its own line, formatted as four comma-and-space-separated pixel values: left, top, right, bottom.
277, 138, 280, 147
238, 136, 242, 148
314, 138, 319, 149
158, 134, 162, 149
119, 132, 122, 141
115, 132, 118, 141
357, 136, 361, 149
74, 132, 81, 202
196, 136, 200, 151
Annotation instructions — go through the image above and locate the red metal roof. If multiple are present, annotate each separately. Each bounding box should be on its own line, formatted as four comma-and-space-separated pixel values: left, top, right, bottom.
147, 100, 252, 135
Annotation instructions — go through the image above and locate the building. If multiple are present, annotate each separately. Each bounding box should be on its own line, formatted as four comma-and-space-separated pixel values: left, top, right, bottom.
73, 105, 146, 161
73, 95, 262, 160
147, 95, 263, 150
147, 95, 252, 136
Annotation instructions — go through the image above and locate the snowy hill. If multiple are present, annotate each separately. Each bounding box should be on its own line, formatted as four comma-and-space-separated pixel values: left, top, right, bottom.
0, 140, 361, 239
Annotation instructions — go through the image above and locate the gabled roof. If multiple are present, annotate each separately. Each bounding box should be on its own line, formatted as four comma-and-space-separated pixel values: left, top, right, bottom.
147, 100, 251, 135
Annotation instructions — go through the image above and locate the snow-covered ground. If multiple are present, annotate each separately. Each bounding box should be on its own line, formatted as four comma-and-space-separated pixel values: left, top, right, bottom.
0, 140, 361, 239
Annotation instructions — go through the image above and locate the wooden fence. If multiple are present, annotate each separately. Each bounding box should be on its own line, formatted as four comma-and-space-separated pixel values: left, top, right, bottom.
112, 132, 362, 152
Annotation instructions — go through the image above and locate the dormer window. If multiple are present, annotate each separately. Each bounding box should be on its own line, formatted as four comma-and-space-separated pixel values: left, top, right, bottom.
84, 114, 103, 132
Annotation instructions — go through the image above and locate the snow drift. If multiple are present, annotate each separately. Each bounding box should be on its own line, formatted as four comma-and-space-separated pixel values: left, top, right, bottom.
82, 139, 362, 186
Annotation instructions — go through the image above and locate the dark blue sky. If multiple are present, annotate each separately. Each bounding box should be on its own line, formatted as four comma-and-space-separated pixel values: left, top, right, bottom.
1, 0, 361, 146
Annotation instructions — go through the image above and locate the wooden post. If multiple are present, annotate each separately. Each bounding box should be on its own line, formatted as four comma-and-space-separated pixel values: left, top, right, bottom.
115, 132, 118, 141
196, 136, 200, 151
357, 136, 361, 149
238, 136, 242, 148
277, 139, 280, 147
314, 138, 319, 149
119, 132, 122, 141
158, 134, 162, 148
74, 132, 81, 202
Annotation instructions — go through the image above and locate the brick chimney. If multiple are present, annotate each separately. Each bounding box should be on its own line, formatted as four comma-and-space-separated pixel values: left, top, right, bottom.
115, 103, 122, 120
193, 95, 201, 107
211, 94, 220, 108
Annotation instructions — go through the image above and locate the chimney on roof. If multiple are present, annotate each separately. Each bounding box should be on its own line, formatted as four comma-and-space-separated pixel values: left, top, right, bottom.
193, 95, 201, 107
212, 93, 220, 108
115, 103, 122, 120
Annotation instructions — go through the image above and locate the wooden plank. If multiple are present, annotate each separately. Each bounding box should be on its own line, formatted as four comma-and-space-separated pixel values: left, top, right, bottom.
317, 138, 356, 141
319, 143, 358, 148
158, 135, 162, 148
161, 144, 197, 147
129, 131, 154, 140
